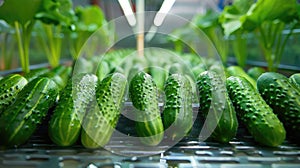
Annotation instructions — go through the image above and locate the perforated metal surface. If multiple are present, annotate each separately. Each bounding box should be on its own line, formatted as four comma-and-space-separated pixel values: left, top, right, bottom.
1, 104, 300, 168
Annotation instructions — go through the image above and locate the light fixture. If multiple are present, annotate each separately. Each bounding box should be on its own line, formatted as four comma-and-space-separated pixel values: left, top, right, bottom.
146, 0, 176, 42
118, 0, 136, 26
154, 0, 176, 27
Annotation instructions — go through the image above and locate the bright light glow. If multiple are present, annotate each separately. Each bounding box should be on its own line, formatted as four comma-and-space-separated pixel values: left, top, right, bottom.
154, 0, 176, 26
118, 0, 136, 26
145, 25, 157, 42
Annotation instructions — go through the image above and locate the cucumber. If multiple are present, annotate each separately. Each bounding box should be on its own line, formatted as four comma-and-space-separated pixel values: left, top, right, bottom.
197, 71, 238, 143
0, 74, 28, 115
95, 60, 110, 81
162, 74, 193, 140
168, 63, 183, 75
51, 65, 72, 84
150, 66, 168, 91
226, 76, 286, 147
48, 74, 98, 146
81, 73, 127, 148
247, 67, 265, 80
257, 72, 300, 143
129, 71, 164, 146
191, 65, 206, 77
226, 66, 256, 88
23, 67, 49, 82
0, 77, 59, 147
289, 73, 300, 90
72, 57, 94, 75
42, 65, 71, 89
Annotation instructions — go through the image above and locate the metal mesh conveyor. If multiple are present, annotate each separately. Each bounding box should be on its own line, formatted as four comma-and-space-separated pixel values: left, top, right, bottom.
1, 104, 300, 168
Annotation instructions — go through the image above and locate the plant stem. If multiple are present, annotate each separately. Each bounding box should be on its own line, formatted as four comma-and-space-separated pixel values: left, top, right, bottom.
3, 33, 14, 69
275, 22, 296, 70
232, 31, 247, 67
14, 21, 34, 73
258, 22, 277, 71
14, 22, 27, 73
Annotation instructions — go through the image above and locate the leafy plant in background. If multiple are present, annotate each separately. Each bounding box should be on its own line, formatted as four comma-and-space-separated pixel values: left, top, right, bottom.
0, 20, 16, 70
0, 0, 43, 73
35, 0, 76, 68
219, 0, 255, 68
70, 5, 109, 60
192, 10, 229, 65
168, 24, 200, 54
220, 0, 299, 71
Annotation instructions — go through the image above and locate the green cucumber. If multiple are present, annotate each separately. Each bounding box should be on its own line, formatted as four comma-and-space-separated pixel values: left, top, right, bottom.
48, 74, 98, 146
0, 77, 59, 147
51, 65, 72, 84
257, 72, 300, 142
150, 66, 168, 91
247, 67, 266, 80
162, 73, 193, 140
81, 73, 127, 148
72, 57, 94, 75
23, 67, 49, 82
197, 71, 238, 143
289, 73, 300, 90
0, 74, 28, 115
168, 63, 183, 75
226, 76, 286, 147
129, 71, 164, 146
191, 65, 206, 77
226, 66, 256, 88
96, 60, 110, 81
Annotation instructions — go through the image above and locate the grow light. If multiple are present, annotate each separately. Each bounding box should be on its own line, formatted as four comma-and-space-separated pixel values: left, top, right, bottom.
146, 0, 176, 42
118, 0, 136, 26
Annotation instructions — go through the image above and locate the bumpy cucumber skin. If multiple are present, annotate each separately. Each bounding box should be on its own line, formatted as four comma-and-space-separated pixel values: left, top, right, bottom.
81, 73, 127, 149
0, 77, 59, 147
0, 74, 28, 115
162, 74, 193, 140
289, 73, 300, 90
197, 71, 238, 143
226, 76, 286, 147
129, 71, 164, 146
227, 66, 256, 88
48, 74, 98, 147
257, 72, 300, 142
247, 67, 265, 80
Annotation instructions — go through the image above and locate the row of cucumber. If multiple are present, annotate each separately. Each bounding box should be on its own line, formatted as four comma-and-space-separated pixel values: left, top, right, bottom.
225, 66, 300, 146
0, 63, 194, 148
0, 60, 299, 148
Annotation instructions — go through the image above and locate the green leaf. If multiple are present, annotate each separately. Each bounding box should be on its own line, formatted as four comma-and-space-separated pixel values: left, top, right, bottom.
35, 0, 75, 26
74, 5, 106, 32
192, 10, 219, 30
219, 0, 254, 36
244, 0, 298, 25
0, 0, 43, 25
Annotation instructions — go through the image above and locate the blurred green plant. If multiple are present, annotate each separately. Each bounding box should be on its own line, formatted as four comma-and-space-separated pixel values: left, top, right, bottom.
35, 0, 76, 68
192, 10, 229, 65
219, 0, 255, 68
0, 20, 16, 70
0, 0, 43, 73
220, 0, 300, 71
70, 5, 110, 60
